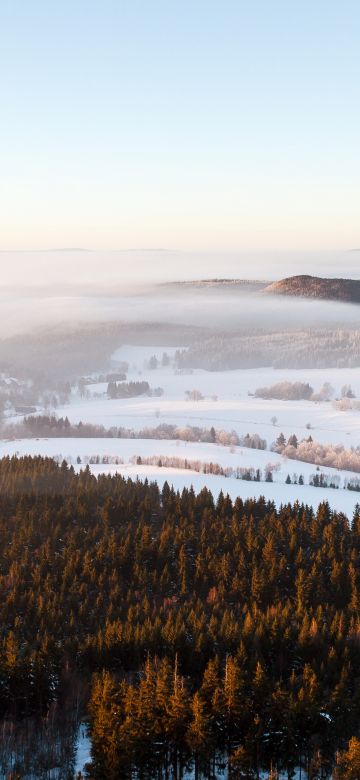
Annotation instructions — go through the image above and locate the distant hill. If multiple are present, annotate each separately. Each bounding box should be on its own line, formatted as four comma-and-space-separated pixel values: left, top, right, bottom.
162, 275, 360, 303
163, 279, 269, 291
264, 275, 360, 303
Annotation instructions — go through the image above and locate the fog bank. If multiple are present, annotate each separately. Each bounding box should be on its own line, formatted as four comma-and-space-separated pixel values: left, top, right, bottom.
2, 284, 360, 340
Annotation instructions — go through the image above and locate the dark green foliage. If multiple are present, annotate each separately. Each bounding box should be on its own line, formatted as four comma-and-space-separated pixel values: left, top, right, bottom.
0, 457, 359, 776
107, 380, 150, 398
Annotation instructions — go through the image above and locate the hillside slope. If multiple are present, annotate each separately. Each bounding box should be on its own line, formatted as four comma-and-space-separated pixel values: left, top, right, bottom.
265, 274, 360, 302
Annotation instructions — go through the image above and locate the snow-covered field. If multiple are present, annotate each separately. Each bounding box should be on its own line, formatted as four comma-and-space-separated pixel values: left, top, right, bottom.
38, 345, 360, 448
1, 433, 354, 476
3, 344, 360, 518
2, 436, 360, 517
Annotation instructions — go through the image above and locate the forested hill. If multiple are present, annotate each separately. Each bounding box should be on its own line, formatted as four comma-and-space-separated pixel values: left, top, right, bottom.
163, 274, 360, 303
1, 456, 360, 777
265, 274, 360, 302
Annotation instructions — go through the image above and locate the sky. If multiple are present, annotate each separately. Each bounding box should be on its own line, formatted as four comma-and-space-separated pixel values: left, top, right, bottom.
0, 1, 359, 254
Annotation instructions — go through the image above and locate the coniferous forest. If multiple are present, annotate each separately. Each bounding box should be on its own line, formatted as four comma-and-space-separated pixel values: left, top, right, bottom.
0, 457, 360, 778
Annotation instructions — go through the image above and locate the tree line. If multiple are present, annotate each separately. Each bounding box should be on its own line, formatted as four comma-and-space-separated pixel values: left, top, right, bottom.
175, 327, 360, 371
273, 432, 360, 474
2, 415, 266, 451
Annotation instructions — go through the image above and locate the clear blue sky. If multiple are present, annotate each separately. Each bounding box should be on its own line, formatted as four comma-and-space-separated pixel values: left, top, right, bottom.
0, 0, 359, 251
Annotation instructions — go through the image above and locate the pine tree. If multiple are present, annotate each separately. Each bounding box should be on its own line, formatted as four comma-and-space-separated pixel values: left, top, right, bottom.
89, 671, 126, 779
223, 656, 245, 753
187, 691, 215, 779
334, 737, 360, 778
166, 661, 191, 776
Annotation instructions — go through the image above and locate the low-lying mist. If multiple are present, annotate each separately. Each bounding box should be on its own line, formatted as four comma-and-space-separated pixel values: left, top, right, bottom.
2, 250, 360, 389
2, 282, 360, 339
